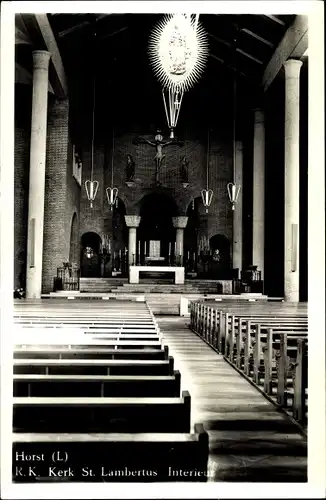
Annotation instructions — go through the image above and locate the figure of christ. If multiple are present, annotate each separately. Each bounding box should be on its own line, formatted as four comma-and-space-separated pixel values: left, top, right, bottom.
133, 130, 183, 185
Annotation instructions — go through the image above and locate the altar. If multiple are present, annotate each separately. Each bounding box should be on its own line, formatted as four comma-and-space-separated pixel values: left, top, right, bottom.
129, 266, 185, 284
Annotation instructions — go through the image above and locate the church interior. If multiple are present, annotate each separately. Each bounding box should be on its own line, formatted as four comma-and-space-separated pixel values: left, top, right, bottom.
7, 9, 314, 488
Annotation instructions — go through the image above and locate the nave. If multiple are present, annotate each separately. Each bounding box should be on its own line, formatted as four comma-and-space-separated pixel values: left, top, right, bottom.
12, 299, 307, 483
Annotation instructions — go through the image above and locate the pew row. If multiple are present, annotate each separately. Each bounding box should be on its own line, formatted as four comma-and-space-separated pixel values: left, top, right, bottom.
14, 356, 175, 376
15, 325, 160, 334
13, 391, 191, 433
190, 301, 308, 426
12, 424, 209, 483
13, 371, 181, 398
14, 346, 169, 360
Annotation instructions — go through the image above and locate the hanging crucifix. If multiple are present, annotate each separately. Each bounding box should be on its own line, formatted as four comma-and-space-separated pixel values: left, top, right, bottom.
133, 129, 183, 185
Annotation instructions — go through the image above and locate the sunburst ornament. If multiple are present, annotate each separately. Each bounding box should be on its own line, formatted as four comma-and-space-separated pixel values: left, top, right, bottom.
149, 14, 208, 92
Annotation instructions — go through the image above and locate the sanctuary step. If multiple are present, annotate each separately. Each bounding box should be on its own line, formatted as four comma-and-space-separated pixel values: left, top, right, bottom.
80, 278, 225, 294
80, 278, 127, 292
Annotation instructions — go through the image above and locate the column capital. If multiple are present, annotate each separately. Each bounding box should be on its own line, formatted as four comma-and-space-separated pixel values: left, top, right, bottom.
124, 215, 141, 228
32, 50, 51, 71
172, 216, 188, 229
283, 59, 303, 79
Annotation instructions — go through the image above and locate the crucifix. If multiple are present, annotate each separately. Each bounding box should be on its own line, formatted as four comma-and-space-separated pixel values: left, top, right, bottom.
133, 129, 183, 185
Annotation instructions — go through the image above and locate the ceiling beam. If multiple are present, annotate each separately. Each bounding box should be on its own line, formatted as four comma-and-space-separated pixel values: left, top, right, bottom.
15, 14, 32, 45
21, 14, 68, 98
208, 32, 231, 48
236, 48, 263, 65
58, 21, 91, 38
264, 15, 285, 26
15, 26, 32, 45
240, 28, 274, 48
15, 62, 55, 94
100, 26, 129, 40
262, 15, 308, 91
210, 54, 248, 79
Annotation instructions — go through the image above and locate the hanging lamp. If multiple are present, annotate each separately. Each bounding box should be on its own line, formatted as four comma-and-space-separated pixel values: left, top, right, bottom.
162, 85, 184, 139
85, 32, 99, 209
227, 41, 241, 211
106, 127, 118, 210
201, 128, 213, 213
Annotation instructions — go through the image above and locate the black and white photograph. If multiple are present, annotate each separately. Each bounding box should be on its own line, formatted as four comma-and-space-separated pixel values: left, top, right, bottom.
0, 1, 325, 498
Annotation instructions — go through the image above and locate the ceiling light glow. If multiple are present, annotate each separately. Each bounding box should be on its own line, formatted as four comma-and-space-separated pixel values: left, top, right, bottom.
148, 14, 209, 92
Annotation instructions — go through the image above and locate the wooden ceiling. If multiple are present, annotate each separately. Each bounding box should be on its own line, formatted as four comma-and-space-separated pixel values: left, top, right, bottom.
46, 13, 295, 82
15, 13, 298, 136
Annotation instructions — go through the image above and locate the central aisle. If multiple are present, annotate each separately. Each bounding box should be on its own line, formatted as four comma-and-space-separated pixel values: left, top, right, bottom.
156, 316, 307, 482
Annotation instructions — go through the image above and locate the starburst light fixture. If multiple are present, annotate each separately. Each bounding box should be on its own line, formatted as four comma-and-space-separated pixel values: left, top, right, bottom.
148, 13, 208, 92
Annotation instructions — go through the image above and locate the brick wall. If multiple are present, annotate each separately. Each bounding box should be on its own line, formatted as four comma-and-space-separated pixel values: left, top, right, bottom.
42, 97, 81, 293
79, 124, 234, 250
14, 84, 32, 289
14, 127, 30, 289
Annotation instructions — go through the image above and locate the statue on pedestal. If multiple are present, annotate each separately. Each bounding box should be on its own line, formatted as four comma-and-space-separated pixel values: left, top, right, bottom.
180, 156, 189, 186
126, 154, 135, 183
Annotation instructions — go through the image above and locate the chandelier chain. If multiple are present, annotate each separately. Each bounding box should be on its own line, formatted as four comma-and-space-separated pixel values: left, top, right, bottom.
111, 127, 115, 186
91, 31, 97, 182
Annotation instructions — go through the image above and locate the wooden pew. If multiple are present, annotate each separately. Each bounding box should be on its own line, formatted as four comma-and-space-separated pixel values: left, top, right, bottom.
15, 342, 163, 351
224, 315, 306, 356
190, 301, 308, 426
225, 318, 307, 369
13, 371, 181, 398
227, 324, 308, 424
13, 391, 191, 433
190, 301, 307, 354
15, 325, 159, 334
14, 346, 169, 360
13, 356, 175, 376
12, 423, 209, 483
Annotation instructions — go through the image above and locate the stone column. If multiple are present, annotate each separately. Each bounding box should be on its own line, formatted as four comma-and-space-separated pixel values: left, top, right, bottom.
26, 50, 51, 298
172, 216, 188, 261
284, 59, 303, 302
233, 140, 243, 275
125, 215, 141, 266
252, 108, 265, 280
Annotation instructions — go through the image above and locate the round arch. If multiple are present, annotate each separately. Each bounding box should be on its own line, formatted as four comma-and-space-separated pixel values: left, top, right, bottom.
80, 231, 102, 277
209, 233, 231, 278
137, 192, 178, 260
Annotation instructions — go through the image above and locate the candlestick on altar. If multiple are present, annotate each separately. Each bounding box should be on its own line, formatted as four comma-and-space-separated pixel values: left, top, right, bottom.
187, 251, 190, 260
119, 249, 121, 258
168, 242, 171, 256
